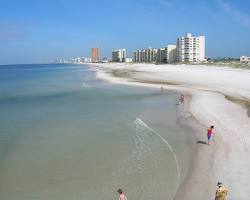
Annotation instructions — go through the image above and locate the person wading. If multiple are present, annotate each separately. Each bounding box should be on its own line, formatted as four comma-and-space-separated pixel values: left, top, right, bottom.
117, 188, 127, 200
180, 94, 184, 104
215, 182, 228, 200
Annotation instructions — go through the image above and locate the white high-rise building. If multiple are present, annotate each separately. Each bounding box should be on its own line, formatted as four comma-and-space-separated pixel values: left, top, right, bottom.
112, 49, 126, 62
176, 33, 205, 63
167, 45, 177, 63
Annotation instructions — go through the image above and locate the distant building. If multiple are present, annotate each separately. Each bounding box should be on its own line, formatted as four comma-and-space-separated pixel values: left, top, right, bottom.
176, 33, 205, 63
156, 45, 176, 63
125, 58, 133, 63
101, 57, 111, 63
91, 48, 100, 63
112, 49, 126, 62
81, 57, 92, 63
70, 57, 92, 63
55, 58, 66, 64
133, 47, 157, 63
240, 56, 250, 64
167, 45, 177, 63
156, 48, 167, 63
71, 57, 81, 63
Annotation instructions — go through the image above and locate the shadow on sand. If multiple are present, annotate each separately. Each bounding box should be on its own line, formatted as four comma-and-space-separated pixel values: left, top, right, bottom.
196, 140, 208, 145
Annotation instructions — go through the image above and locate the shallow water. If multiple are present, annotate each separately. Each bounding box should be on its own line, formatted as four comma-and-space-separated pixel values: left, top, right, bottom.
225, 95, 250, 117
0, 64, 192, 200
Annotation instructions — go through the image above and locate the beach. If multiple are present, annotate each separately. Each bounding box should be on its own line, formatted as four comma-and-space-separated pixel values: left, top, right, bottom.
91, 63, 250, 200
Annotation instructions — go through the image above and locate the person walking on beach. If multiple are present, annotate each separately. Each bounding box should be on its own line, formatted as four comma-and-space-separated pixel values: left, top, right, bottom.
215, 182, 228, 200
207, 125, 214, 145
117, 188, 127, 200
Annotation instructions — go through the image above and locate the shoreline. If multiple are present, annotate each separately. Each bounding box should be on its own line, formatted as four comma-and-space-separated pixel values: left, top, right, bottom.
90, 63, 250, 200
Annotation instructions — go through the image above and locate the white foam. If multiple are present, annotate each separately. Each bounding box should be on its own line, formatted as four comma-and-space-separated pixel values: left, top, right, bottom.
133, 118, 181, 199
81, 82, 95, 88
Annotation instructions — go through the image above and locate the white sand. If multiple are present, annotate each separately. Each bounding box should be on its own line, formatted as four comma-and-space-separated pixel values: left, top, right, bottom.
90, 63, 250, 200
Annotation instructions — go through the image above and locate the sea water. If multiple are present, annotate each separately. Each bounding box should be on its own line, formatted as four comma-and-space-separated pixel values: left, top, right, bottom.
0, 64, 193, 200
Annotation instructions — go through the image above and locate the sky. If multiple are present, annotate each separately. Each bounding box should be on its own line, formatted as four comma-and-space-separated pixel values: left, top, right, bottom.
0, 0, 250, 64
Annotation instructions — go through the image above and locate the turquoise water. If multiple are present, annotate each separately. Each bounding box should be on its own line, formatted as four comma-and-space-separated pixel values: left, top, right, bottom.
0, 64, 192, 200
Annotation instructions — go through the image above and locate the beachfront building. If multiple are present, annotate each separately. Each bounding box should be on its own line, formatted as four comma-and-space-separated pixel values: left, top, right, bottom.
156, 45, 177, 64
240, 56, 250, 64
133, 47, 157, 63
91, 48, 100, 63
55, 58, 66, 64
72, 57, 81, 63
83, 57, 92, 63
112, 49, 126, 62
176, 33, 205, 63
101, 57, 111, 63
70, 57, 92, 63
156, 48, 167, 63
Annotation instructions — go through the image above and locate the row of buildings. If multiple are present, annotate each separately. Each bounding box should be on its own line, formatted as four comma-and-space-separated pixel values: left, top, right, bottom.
133, 44, 177, 63
56, 33, 249, 65
54, 48, 100, 64
56, 33, 207, 64
66, 33, 206, 64
132, 33, 206, 63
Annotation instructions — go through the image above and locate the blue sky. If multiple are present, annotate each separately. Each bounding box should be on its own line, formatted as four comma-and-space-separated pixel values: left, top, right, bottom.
0, 0, 250, 64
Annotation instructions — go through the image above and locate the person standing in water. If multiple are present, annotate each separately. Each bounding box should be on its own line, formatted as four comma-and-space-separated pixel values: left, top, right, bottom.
161, 85, 164, 92
215, 182, 228, 200
180, 94, 184, 104
117, 188, 127, 200
207, 125, 214, 145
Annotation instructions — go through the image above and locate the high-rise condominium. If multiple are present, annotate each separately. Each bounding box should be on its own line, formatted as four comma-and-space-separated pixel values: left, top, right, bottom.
91, 48, 100, 63
112, 49, 126, 62
176, 33, 205, 63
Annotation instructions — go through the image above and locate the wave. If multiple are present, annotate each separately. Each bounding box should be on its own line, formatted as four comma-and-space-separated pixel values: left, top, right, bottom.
133, 117, 181, 199
81, 82, 96, 88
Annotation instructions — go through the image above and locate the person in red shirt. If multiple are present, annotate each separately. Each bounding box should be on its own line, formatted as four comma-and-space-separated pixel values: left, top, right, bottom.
117, 188, 127, 200
207, 125, 214, 145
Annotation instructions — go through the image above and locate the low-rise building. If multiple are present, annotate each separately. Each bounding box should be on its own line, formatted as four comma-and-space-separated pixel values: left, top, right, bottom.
125, 58, 133, 63
240, 56, 250, 64
101, 57, 111, 63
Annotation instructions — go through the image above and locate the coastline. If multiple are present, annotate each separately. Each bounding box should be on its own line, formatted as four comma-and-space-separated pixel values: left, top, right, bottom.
90, 63, 250, 200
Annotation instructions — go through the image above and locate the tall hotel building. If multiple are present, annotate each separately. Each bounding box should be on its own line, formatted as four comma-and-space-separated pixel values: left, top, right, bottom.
176, 33, 205, 63
112, 49, 126, 62
91, 48, 100, 63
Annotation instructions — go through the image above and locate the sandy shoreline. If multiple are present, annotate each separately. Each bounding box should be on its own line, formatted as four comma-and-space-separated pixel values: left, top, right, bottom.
89, 63, 250, 200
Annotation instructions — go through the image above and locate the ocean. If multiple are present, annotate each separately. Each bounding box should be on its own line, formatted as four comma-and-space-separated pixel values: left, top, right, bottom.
0, 64, 193, 200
